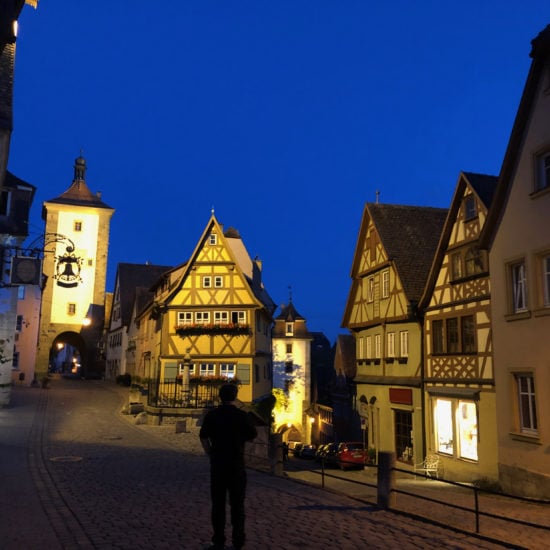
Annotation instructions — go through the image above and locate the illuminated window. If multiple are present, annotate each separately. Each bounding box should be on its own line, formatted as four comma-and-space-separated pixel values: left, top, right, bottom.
434, 399, 454, 455
358, 337, 364, 359
516, 374, 537, 434
434, 398, 478, 460
220, 363, 236, 379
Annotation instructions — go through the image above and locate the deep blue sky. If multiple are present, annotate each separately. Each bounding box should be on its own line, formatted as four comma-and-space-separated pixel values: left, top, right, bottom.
9, 2, 549, 343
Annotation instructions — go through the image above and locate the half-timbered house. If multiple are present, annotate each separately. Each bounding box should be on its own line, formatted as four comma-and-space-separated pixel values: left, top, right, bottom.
342, 203, 447, 465
419, 172, 499, 482
138, 214, 276, 406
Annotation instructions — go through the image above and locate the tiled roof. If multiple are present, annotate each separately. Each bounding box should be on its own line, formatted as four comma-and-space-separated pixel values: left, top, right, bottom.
275, 301, 306, 321
45, 179, 113, 209
368, 203, 448, 303
463, 172, 498, 208
116, 263, 172, 327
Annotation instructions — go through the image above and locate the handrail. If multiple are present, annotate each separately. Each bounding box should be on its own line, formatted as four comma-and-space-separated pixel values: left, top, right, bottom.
284, 455, 550, 547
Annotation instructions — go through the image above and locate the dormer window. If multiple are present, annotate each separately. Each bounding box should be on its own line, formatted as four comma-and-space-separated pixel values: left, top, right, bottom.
463, 195, 477, 221
286, 322, 293, 336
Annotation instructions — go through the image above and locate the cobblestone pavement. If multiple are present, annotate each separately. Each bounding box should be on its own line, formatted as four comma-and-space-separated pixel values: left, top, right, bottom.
1, 378, 546, 549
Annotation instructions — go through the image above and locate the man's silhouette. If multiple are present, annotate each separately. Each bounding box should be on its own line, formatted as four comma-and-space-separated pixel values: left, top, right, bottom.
200, 383, 257, 550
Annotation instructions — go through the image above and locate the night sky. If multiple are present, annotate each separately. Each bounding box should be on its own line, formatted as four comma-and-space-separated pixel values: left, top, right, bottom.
9, 2, 549, 342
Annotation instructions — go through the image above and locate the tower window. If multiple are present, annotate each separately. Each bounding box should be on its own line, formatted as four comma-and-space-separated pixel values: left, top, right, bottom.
74, 221, 83, 232
67, 303, 76, 316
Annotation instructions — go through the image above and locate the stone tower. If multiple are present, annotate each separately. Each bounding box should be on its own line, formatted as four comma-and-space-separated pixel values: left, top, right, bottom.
36, 155, 114, 378
272, 299, 313, 443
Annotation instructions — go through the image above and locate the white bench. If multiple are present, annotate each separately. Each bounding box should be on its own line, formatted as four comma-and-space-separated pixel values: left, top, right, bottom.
414, 454, 440, 479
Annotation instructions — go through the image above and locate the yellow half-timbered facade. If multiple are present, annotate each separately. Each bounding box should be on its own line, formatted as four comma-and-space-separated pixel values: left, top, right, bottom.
420, 172, 499, 482
342, 203, 446, 465
138, 214, 275, 404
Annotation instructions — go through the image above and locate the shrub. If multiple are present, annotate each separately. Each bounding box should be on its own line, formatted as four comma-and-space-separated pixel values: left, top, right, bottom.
116, 373, 132, 386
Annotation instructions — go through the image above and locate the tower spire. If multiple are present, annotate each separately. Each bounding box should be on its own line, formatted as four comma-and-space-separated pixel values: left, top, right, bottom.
73, 152, 86, 183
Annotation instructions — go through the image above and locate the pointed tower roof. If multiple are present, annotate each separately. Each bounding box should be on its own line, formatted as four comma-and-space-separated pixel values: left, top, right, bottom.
44, 155, 113, 211
275, 301, 305, 322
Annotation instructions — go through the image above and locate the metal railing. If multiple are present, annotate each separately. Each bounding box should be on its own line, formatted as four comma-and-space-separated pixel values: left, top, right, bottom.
147, 378, 222, 408
283, 453, 550, 547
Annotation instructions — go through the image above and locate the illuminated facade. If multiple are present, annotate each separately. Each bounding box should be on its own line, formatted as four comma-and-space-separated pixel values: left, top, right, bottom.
36, 156, 114, 378
272, 301, 313, 443
420, 172, 499, 482
136, 214, 275, 404
342, 203, 446, 465
106, 262, 171, 380
482, 25, 550, 498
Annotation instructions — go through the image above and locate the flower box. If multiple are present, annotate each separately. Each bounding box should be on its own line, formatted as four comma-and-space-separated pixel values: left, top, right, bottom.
174, 323, 251, 336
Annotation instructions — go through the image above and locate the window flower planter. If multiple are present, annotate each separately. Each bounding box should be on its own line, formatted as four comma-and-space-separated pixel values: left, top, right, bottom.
174, 324, 251, 336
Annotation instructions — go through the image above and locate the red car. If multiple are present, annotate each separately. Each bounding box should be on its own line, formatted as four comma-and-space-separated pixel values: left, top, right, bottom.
337, 442, 366, 470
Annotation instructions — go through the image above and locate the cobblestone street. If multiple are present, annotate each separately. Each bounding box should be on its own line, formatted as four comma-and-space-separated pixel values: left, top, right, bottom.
0, 379, 544, 549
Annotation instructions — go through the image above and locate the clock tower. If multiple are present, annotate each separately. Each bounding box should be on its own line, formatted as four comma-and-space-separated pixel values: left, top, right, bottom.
36, 155, 114, 378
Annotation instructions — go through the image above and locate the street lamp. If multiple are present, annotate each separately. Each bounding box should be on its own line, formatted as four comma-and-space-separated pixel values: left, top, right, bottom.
181, 348, 192, 406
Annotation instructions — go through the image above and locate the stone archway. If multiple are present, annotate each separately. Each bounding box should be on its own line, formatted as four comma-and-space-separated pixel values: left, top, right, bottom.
50, 332, 87, 377
276, 424, 302, 443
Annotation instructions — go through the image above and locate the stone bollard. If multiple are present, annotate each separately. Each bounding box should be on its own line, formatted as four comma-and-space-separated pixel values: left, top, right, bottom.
377, 451, 396, 509
269, 433, 283, 476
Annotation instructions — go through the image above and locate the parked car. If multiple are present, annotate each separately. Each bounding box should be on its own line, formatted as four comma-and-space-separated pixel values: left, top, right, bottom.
291, 443, 304, 457
287, 441, 301, 456
337, 442, 366, 470
320, 442, 339, 467
300, 444, 317, 459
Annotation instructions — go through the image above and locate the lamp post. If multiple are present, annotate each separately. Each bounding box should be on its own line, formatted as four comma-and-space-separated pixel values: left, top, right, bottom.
182, 348, 192, 406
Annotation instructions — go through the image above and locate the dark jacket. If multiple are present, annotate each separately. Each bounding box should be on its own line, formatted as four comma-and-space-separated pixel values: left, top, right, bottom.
200, 403, 257, 469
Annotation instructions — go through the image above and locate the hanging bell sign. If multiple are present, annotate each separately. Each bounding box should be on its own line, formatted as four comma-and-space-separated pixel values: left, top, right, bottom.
54, 251, 82, 288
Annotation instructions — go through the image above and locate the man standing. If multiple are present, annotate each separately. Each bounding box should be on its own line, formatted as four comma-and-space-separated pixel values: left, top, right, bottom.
200, 383, 257, 550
